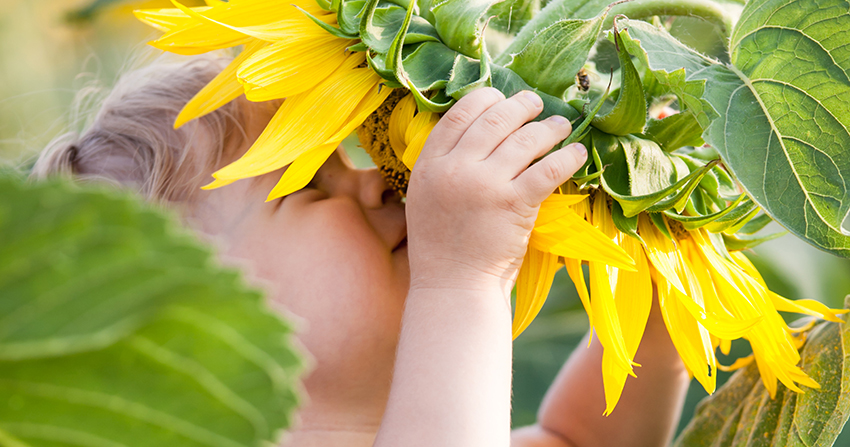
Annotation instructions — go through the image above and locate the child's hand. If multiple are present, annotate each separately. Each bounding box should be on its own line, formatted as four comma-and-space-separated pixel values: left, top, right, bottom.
406, 88, 587, 295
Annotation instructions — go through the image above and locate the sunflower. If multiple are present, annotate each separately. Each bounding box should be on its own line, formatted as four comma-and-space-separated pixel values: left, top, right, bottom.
136, 0, 847, 415
136, 0, 390, 199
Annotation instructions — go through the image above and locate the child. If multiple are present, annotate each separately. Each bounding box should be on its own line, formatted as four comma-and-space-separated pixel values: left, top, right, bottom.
33, 54, 690, 447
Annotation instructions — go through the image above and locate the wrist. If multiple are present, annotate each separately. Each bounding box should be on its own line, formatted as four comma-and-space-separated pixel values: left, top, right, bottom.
409, 261, 513, 298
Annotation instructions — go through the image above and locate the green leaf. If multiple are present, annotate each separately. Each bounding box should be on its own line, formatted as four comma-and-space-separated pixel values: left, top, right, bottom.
643, 112, 705, 152
720, 0, 850, 257
592, 31, 648, 135
0, 176, 303, 446
505, 12, 607, 98
617, 21, 720, 131
428, 0, 504, 58
496, 0, 739, 65
674, 296, 850, 447
622, 16, 850, 257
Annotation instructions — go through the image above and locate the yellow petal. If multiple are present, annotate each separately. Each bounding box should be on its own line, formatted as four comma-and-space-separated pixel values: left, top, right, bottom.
149, 0, 324, 54
655, 273, 717, 394
389, 94, 417, 159
265, 143, 337, 200
401, 113, 438, 169
730, 251, 847, 323
600, 236, 653, 415
588, 260, 634, 377
716, 355, 754, 372
513, 248, 560, 339
638, 214, 687, 294
174, 39, 267, 128
169, 0, 329, 42
530, 201, 635, 271
237, 33, 350, 101
134, 7, 207, 32
212, 53, 388, 181
565, 258, 594, 338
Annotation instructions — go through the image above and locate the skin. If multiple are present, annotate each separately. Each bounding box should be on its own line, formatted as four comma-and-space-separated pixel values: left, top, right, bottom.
191, 88, 690, 447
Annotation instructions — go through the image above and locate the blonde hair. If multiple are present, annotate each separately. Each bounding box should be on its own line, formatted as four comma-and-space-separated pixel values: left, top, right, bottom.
31, 53, 265, 204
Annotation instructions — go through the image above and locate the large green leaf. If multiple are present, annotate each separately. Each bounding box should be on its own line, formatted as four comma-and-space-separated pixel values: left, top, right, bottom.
620, 18, 850, 258
0, 176, 303, 446
674, 296, 850, 447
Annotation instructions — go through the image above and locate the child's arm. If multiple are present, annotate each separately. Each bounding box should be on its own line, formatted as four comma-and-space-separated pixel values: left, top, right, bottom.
373, 88, 586, 447
511, 294, 691, 447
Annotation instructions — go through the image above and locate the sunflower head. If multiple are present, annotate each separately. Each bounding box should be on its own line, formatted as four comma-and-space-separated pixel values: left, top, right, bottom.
356, 90, 411, 193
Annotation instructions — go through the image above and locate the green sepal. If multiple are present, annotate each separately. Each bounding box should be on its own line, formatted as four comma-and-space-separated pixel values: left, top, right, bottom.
505, 11, 607, 98
702, 198, 758, 234
664, 193, 747, 231
366, 51, 404, 86
488, 0, 541, 34
645, 161, 718, 214
316, 0, 333, 10
596, 145, 718, 218
429, 0, 502, 58
296, 5, 358, 38
643, 112, 705, 152
331, 0, 342, 11
738, 213, 773, 235
678, 152, 738, 200
612, 201, 644, 244
446, 54, 492, 98
446, 57, 581, 122
337, 0, 367, 35
572, 170, 603, 188
387, 4, 456, 112
408, 85, 456, 113
360, 0, 441, 54
592, 31, 647, 135
650, 212, 674, 240
563, 91, 609, 146
402, 42, 458, 90
348, 42, 370, 52
722, 231, 786, 251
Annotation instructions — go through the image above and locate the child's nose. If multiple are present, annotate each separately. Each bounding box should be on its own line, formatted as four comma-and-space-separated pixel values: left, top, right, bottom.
356, 168, 399, 209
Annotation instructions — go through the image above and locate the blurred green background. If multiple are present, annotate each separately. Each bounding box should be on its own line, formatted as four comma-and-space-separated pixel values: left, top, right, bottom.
2, 0, 849, 444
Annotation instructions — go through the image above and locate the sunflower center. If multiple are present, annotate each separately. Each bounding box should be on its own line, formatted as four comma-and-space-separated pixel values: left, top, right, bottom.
357, 90, 411, 194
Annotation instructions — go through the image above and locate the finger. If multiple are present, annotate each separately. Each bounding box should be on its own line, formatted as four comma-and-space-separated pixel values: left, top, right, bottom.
512, 143, 588, 207
453, 90, 544, 161
420, 87, 505, 159
486, 115, 572, 179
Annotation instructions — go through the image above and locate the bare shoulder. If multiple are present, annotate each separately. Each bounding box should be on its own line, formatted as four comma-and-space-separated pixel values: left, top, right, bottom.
511, 425, 576, 447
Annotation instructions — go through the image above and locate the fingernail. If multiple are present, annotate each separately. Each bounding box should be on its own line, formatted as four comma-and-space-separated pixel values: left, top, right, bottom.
547, 115, 569, 126
520, 90, 543, 108
569, 143, 587, 158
